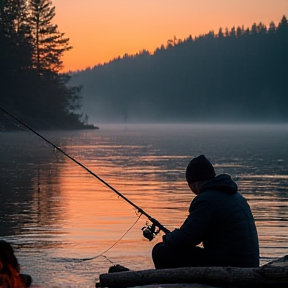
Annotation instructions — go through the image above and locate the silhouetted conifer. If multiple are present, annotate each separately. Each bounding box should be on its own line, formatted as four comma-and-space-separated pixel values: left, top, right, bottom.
28, 0, 71, 76
0, 0, 87, 130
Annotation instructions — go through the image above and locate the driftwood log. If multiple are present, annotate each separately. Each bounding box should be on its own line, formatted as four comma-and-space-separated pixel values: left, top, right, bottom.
96, 255, 288, 287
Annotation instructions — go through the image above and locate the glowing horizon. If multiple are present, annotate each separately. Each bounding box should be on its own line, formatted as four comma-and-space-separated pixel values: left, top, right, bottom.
52, 0, 288, 72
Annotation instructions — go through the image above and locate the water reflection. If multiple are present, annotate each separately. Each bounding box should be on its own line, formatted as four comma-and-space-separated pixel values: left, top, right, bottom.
0, 124, 288, 287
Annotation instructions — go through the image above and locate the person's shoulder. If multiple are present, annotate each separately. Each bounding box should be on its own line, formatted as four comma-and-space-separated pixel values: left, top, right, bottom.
192, 190, 216, 203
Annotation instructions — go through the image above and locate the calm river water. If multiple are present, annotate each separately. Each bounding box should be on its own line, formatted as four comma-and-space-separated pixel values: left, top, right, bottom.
0, 123, 288, 287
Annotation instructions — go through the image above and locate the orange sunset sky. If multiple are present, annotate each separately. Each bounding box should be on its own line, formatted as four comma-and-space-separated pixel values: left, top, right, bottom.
52, 0, 288, 72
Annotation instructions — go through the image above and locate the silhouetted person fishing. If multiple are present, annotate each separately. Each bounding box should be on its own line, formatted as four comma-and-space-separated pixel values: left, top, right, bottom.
152, 155, 259, 269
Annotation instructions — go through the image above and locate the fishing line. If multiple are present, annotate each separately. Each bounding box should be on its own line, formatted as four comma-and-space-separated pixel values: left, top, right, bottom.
52, 213, 143, 263
0, 106, 170, 236
79, 213, 142, 263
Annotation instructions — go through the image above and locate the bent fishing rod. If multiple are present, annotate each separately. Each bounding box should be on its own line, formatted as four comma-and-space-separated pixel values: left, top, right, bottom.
0, 106, 170, 240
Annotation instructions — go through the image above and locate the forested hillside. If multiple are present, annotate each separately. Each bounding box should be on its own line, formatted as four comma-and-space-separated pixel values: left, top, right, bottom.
70, 16, 288, 124
0, 0, 91, 130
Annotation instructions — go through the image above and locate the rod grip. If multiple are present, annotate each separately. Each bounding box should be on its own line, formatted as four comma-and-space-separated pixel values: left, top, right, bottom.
149, 218, 170, 234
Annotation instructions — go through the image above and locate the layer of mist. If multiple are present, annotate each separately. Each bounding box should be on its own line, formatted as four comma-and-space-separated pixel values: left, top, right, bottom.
69, 16, 288, 125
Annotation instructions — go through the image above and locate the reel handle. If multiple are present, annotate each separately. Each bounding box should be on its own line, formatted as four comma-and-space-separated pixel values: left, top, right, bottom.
142, 218, 170, 241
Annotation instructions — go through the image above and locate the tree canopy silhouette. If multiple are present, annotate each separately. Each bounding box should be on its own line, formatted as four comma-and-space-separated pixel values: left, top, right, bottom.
0, 0, 90, 130
29, 0, 71, 75
70, 15, 288, 124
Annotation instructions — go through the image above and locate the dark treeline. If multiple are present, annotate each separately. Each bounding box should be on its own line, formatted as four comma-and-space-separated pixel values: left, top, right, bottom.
70, 15, 288, 123
0, 0, 90, 130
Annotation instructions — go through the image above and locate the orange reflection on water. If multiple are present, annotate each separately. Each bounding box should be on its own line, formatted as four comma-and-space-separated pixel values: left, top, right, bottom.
48, 149, 190, 253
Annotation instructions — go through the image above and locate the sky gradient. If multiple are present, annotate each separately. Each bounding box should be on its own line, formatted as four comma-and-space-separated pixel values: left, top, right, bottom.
52, 0, 288, 72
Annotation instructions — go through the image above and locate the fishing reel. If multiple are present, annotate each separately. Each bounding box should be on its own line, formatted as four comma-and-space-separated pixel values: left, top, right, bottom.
142, 221, 160, 241
141, 216, 170, 241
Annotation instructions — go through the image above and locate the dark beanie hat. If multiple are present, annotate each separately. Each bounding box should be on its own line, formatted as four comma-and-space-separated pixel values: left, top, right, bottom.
186, 155, 216, 183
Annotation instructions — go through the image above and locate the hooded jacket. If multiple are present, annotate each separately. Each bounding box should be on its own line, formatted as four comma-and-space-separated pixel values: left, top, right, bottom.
164, 174, 259, 267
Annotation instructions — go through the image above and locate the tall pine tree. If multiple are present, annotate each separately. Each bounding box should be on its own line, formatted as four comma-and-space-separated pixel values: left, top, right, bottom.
28, 0, 71, 75
24, 0, 85, 129
0, 0, 87, 130
0, 0, 33, 105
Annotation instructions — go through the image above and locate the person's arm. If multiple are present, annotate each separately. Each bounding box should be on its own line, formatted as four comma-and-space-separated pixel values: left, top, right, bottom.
163, 198, 212, 247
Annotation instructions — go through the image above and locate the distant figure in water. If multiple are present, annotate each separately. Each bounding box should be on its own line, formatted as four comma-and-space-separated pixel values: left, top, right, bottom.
0, 240, 32, 288
152, 155, 259, 269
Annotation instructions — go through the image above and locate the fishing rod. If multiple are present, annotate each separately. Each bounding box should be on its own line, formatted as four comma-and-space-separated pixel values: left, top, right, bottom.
0, 106, 170, 240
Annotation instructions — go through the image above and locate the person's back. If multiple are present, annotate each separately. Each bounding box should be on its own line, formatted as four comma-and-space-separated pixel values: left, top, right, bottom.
152, 155, 259, 269
190, 174, 259, 267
